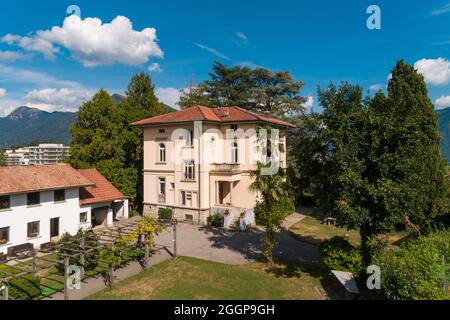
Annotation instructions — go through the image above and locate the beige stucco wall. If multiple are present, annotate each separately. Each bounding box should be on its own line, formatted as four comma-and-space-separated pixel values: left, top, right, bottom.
141, 121, 287, 224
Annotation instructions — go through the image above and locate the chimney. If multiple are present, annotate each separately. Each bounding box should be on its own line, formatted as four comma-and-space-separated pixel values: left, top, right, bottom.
223, 107, 230, 118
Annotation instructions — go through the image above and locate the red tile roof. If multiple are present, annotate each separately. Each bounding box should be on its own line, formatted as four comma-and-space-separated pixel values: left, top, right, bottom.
78, 169, 127, 206
131, 106, 296, 128
0, 164, 94, 196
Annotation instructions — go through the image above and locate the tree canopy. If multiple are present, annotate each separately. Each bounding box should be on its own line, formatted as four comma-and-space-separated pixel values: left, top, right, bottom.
179, 61, 306, 115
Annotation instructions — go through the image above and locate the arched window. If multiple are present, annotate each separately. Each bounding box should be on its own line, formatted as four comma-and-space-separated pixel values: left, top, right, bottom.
231, 140, 239, 163
159, 143, 166, 163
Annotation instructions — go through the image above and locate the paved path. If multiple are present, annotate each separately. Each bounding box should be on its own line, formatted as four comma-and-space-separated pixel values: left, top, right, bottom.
47, 210, 321, 299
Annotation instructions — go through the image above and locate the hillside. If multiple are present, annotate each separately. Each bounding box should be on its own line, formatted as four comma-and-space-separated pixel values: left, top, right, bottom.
0, 107, 76, 148
0, 96, 177, 149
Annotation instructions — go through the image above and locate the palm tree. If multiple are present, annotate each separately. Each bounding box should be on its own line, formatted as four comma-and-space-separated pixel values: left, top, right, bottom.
249, 163, 293, 266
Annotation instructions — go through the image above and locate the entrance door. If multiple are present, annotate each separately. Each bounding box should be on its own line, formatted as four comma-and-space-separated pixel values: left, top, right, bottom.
50, 217, 60, 239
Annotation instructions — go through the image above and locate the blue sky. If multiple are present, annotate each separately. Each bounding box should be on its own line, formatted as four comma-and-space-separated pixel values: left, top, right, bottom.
0, 0, 449, 116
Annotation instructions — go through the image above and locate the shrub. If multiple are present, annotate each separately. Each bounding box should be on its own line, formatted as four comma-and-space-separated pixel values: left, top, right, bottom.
319, 236, 363, 278
128, 210, 141, 218
158, 208, 173, 221
8, 275, 41, 300
374, 230, 450, 300
208, 213, 224, 228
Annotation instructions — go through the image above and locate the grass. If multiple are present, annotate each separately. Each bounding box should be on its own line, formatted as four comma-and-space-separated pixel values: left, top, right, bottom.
86, 256, 330, 300
289, 211, 413, 247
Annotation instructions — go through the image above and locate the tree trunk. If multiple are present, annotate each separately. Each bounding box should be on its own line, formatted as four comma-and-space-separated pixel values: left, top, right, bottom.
360, 225, 373, 266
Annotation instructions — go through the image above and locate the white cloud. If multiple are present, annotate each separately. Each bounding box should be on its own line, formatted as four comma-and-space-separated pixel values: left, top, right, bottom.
235, 31, 248, 44
431, 3, 450, 16
0, 64, 83, 89
303, 95, 314, 109
0, 50, 29, 62
148, 62, 162, 72
435, 95, 450, 109
155, 87, 182, 109
414, 58, 450, 86
193, 42, 230, 60
0, 88, 6, 98
2, 15, 164, 67
1, 34, 57, 60
369, 84, 383, 91
24, 88, 95, 112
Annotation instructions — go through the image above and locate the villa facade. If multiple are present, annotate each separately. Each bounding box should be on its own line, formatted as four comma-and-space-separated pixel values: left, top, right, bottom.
132, 106, 294, 227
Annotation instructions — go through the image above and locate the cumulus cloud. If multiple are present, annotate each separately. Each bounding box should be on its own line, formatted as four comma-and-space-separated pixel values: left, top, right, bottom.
435, 95, 450, 109
193, 42, 230, 60
2, 15, 164, 67
303, 95, 314, 109
155, 87, 182, 109
1, 34, 57, 59
0, 88, 6, 98
369, 84, 383, 91
148, 62, 162, 72
0, 50, 29, 62
24, 88, 95, 112
414, 58, 450, 86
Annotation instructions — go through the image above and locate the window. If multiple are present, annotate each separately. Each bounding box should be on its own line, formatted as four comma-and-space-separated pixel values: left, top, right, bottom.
180, 191, 186, 206
183, 161, 195, 180
231, 140, 239, 163
27, 221, 40, 238
230, 124, 238, 131
158, 178, 166, 196
158, 143, 166, 163
0, 227, 9, 245
80, 212, 88, 224
185, 129, 194, 147
180, 191, 193, 207
54, 189, 65, 202
27, 192, 40, 206
159, 129, 166, 134
0, 196, 10, 210
170, 182, 175, 190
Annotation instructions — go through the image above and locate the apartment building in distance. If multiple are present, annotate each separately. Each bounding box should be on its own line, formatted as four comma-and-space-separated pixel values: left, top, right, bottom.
5, 144, 70, 166
132, 106, 295, 227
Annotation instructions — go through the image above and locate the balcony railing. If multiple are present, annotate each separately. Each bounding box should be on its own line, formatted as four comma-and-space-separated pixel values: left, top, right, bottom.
211, 163, 241, 173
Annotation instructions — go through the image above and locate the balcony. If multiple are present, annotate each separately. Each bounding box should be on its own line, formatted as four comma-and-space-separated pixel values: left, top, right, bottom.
211, 163, 241, 174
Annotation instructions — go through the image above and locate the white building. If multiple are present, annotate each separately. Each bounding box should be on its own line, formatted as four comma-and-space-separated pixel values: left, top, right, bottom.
0, 164, 129, 255
28, 144, 70, 165
5, 148, 29, 166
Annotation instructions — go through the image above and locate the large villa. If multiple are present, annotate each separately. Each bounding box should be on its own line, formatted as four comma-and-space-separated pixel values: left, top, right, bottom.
132, 105, 295, 227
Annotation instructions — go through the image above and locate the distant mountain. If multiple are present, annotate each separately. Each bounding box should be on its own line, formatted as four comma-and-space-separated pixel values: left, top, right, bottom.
0, 107, 76, 149
0, 98, 177, 149
438, 107, 450, 164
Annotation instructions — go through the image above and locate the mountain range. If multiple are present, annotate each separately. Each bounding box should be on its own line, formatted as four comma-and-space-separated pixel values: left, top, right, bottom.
0, 94, 176, 149
2, 104, 450, 163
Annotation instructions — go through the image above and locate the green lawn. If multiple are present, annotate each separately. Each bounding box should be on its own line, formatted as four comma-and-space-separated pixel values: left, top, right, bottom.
86, 256, 331, 300
289, 212, 413, 247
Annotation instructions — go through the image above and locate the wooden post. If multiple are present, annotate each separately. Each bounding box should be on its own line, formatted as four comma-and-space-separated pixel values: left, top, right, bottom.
144, 234, 149, 270
109, 267, 115, 288
32, 250, 37, 277
80, 238, 85, 279
64, 258, 69, 300
173, 223, 177, 258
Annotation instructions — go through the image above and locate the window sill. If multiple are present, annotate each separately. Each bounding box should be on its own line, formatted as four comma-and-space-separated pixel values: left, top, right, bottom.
182, 146, 194, 149
180, 179, 196, 183
54, 200, 67, 204
27, 204, 42, 208
0, 242, 11, 247
155, 162, 167, 165
27, 235, 41, 240
0, 208, 12, 213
